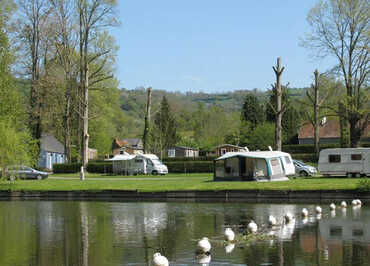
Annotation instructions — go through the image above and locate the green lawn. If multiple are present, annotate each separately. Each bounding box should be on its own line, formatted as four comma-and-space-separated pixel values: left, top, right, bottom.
0, 173, 367, 192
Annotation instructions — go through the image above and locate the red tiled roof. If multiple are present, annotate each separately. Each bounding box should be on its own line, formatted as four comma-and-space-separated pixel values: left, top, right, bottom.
298, 120, 370, 139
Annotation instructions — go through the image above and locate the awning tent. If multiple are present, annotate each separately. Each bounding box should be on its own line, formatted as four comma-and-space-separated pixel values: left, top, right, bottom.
107, 154, 136, 175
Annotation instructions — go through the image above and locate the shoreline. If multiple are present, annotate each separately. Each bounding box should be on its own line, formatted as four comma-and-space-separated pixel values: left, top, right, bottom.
1, 189, 369, 203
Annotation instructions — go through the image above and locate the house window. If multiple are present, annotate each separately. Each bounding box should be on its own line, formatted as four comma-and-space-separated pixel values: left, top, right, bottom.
351, 154, 362, 161
119, 150, 125, 154
221, 148, 227, 155
329, 154, 341, 163
168, 149, 175, 157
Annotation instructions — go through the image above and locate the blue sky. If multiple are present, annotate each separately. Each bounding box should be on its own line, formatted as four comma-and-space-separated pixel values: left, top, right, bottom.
111, 0, 334, 92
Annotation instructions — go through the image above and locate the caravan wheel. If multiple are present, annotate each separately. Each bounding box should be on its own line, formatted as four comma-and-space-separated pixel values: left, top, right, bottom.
152, 170, 158, 175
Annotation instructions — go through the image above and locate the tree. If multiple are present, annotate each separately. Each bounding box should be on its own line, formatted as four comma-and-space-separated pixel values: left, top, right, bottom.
151, 96, 178, 158
143, 87, 152, 153
241, 93, 264, 131
302, 0, 370, 147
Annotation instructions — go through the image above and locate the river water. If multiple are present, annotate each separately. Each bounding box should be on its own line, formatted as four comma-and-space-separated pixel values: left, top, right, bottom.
0, 200, 369, 265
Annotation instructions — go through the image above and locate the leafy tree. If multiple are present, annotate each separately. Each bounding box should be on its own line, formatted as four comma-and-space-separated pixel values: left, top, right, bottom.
151, 96, 178, 158
245, 123, 275, 151
302, 0, 370, 147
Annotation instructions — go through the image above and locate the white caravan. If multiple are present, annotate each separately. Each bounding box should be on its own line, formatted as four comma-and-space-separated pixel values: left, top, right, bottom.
318, 148, 370, 177
108, 154, 168, 175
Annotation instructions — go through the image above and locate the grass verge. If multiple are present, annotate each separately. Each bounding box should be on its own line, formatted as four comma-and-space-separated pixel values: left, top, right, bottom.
0, 173, 368, 192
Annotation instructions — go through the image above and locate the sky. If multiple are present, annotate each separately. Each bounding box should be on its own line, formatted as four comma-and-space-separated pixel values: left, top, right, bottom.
111, 0, 335, 93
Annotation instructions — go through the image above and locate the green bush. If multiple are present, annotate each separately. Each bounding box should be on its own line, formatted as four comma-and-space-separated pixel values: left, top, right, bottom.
166, 161, 214, 173
53, 163, 82, 173
86, 162, 113, 174
283, 143, 370, 154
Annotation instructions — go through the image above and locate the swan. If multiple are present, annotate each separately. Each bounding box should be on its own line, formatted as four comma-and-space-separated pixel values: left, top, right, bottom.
197, 237, 211, 253
153, 253, 169, 266
284, 212, 294, 223
352, 199, 358, 206
225, 243, 235, 253
341, 201, 347, 208
224, 227, 235, 241
196, 253, 211, 264
247, 220, 258, 233
315, 206, 322, 214
354, 199, 362, 206
301, 208, 308, 217
329, 203, 336, 210
268, 215, 277, 226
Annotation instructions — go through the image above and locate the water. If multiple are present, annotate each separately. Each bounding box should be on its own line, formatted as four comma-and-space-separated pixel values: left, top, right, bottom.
0, 200, 369, 265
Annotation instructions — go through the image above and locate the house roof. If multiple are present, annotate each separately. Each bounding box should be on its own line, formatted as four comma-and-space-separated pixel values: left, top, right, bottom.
298, 120, 370, 139
114, 138, 142, 148
215, 144, 245, 149
40, 134, 65, 154
169, 146, 199, 150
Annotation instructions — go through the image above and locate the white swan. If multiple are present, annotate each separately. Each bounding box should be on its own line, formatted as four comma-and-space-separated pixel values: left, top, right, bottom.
301, 208, 308, 217
153, 252, 169, 266
224, 227, 235, 241
284, 212, 294, 223
341, 201, 347, 208
225, 243, 235, 254
315, 206, 322, 214
329, 203, 336, 210
196, 253, 211, 264
247, 220, 258, 233
352, 199, 358, 206
197, 237, 211, 253
268, 215, 277, 226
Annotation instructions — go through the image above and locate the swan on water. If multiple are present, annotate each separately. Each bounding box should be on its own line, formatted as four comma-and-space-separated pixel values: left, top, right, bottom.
224, 227, 235, 242
301, 208, 308, 217
247, 220, 258, 233
315, 206, 322, 214
284, 212, 294, 223
341, 201, 347, 208
197, 237, 211, 253
153, 253, 169, 266
268, 215, 277, 226
329, 203, 336, 210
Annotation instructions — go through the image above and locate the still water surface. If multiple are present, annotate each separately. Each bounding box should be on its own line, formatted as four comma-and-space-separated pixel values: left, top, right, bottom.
0, 200, 369, 266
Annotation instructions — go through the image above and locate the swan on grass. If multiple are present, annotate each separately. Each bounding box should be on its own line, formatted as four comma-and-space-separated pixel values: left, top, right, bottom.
197, 237, 211, 253
224, 227, 235, 241
153, 253, 169, 266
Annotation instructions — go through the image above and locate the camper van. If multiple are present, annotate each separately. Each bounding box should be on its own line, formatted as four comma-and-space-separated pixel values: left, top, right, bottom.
214, 151, 289, 182
318, 148, 370, 177
108, 154, 168, 175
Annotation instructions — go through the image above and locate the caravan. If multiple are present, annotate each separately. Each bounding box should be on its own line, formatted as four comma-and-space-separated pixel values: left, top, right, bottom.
108, 154, 168, 175
318, 148, 370, 177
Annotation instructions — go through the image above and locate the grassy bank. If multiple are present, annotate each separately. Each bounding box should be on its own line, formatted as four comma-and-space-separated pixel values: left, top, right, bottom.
0, 173, 368, 192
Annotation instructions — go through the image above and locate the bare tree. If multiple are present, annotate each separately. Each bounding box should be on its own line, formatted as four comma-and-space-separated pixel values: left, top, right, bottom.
143, 87, 152, 154
270, 57, 287, 151
77, 0, 119, 175
302, 0, 370, 147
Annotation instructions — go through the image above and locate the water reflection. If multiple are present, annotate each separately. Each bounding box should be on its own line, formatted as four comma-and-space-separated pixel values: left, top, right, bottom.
0, 201, 369, 265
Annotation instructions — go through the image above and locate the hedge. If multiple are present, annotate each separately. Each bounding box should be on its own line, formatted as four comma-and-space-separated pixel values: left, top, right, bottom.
291, 153, 318, 163
162, 156, 216, 162
283, 143, 370, 154
53, 162, 113, 174
165, 161, 214, 173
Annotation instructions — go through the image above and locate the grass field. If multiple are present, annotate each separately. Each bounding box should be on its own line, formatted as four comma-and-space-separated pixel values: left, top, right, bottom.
0, 173, 368, 192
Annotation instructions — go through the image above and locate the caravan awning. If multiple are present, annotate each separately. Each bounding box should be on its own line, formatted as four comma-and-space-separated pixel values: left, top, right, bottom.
106, 154, 136, 161
215, 151, 281, 161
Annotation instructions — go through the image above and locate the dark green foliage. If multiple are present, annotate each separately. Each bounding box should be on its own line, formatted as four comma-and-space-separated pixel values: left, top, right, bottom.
282, 144, 340, 154
290, 153, 318, 163
53, 162, 113, 173
166, 161, 214, 173
241, 93, 264, 130
357, 179, 370, 192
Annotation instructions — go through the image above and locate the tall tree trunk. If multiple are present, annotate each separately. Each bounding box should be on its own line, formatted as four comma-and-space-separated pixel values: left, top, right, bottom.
339, 101, 350, 148
143, 87, 152, 153
82, 26, 89, 171
272, 57, 285, 151
313, 69, 320, 158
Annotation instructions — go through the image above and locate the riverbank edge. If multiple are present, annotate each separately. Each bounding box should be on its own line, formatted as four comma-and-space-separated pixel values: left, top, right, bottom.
1, 189, 369, 202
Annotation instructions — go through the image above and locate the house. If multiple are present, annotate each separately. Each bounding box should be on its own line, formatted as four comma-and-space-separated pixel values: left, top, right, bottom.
88, 148, 98, 160
298, 119, 370, 144
38, 134, 66, 170
167, 146, 199, 158
215, 144, 246, 157
112, 138, 144, 155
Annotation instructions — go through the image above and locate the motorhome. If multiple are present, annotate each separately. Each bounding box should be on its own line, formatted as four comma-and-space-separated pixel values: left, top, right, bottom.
108, 154, 168, 175
214, 151, 289, 181
318, 148, 370, 177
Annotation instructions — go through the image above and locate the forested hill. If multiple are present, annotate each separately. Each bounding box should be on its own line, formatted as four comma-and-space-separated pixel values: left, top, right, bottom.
119, 87, 307, 116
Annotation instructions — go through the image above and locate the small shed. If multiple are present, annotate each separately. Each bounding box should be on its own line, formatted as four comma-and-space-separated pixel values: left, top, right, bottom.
214, 151, 288, 182
38, 134, 66, 170
167, 146, 199, 158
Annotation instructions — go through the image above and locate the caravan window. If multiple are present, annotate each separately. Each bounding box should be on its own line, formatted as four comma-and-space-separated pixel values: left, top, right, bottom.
351, 154, 362, 161
135, 159, 143, 163
329, 154, 341, 163
284, 156, 291, 164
